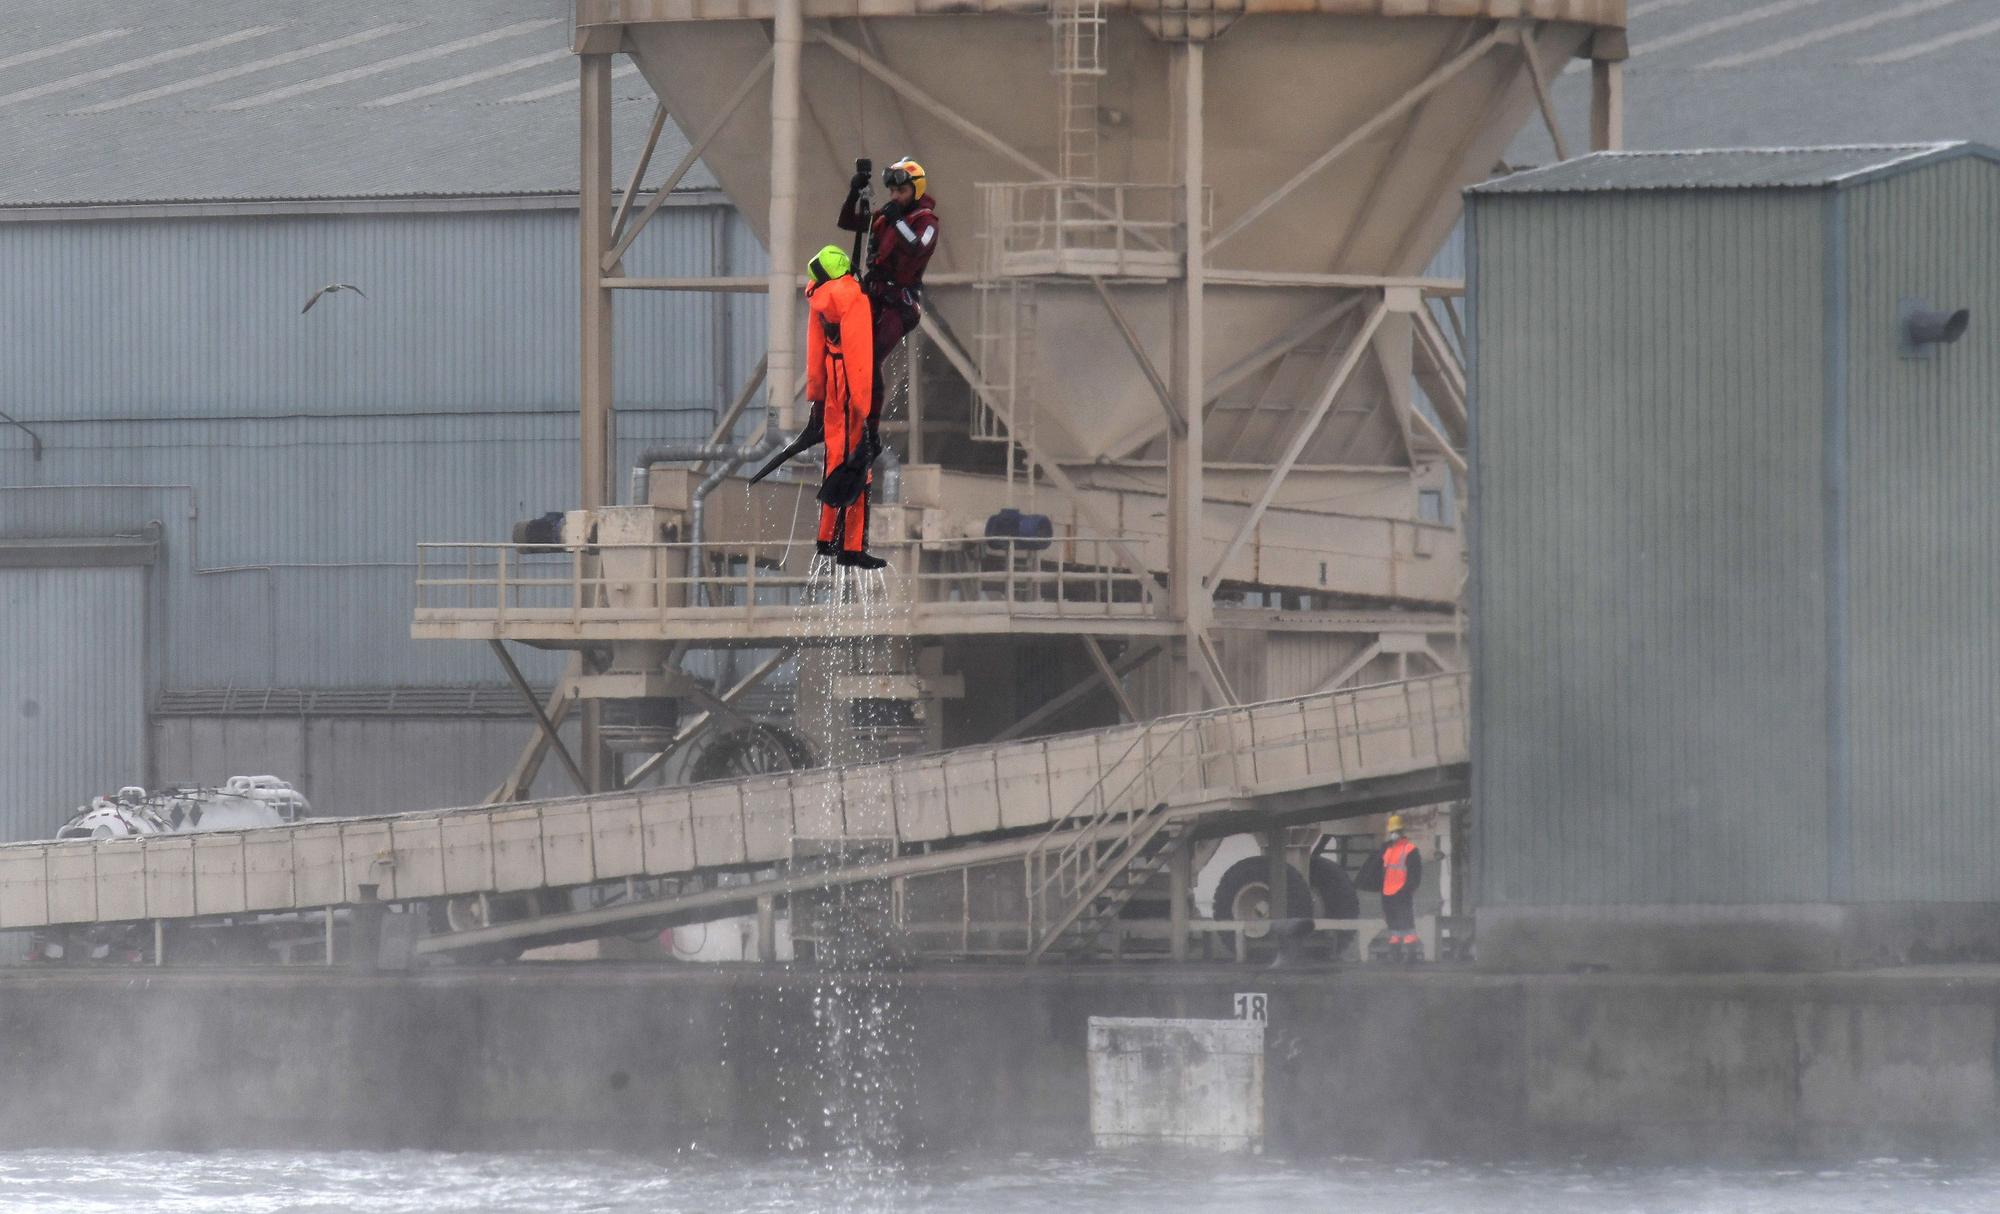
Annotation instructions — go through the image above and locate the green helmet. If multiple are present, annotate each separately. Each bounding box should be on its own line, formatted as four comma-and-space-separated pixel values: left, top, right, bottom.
807, 244, 851, 284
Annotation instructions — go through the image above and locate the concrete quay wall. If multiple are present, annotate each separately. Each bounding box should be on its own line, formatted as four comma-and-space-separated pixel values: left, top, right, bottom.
2, 965, 1996, 1160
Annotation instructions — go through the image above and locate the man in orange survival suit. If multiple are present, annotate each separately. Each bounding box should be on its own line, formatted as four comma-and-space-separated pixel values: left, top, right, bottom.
803, 244, 886, 569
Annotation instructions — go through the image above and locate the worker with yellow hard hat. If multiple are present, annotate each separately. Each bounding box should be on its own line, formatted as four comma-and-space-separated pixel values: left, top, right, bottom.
837, 156, 939, 414
1359, 813, 1426, 962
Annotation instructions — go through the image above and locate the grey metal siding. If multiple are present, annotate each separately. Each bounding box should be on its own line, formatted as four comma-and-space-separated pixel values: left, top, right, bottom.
0, 566, 147, 842
0, 205, 734, 418
1843, 158, 2000, 902
1473, 190, 1830, 906
0, 203, 769, 688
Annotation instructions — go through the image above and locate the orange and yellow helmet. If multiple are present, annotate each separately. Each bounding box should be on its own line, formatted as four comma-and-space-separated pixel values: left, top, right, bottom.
883, 158, 927, 199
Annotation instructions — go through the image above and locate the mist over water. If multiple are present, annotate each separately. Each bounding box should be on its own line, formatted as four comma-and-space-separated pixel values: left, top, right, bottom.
784, 557, 915, 1200
4, 1151, 1993, 1213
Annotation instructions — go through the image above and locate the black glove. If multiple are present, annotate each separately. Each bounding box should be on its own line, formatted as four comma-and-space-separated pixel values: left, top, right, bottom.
748, 403, 826, 486
849, 427, 881, 469
848, 169, 870, 194
879, 199, 906, 224
817, 436, 876, 508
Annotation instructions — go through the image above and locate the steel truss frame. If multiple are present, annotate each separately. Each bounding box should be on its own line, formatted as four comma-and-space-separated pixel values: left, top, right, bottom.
548, 8, 1625, 787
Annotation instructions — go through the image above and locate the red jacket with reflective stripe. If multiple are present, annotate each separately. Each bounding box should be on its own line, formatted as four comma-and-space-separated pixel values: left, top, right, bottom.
838, 193, 939, 293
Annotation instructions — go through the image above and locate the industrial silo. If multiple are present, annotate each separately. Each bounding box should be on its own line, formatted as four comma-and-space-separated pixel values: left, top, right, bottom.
420, 1, 1628, 787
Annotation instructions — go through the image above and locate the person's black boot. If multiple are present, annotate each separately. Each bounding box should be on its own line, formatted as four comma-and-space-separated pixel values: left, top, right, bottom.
837, 550, 887, 570
816, 540, 837, 557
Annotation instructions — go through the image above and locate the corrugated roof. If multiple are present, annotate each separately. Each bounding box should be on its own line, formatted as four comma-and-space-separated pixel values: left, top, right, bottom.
1508, 0, 2000, 171
0, 0, 710, 208
1471, 143, 1997, 194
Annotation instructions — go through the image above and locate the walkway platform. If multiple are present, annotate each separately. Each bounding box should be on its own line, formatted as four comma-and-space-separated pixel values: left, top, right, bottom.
0, 675, 1468, 945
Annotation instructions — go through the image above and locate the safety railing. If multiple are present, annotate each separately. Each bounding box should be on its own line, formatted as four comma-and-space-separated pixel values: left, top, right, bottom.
980, 182, 1213, 279
1022, 724, 1195, 949
1016, 670, 1469, 949
0, 671, 1467, 932
412, 535, 1157, 631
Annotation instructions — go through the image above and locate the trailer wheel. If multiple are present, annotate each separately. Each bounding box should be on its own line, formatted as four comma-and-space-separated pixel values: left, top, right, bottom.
438, 890, 562, 933
1211, 856, 1313, 939
689, 724, 815, 782
434, 890, 565, 962
1309, 856, 1360, 957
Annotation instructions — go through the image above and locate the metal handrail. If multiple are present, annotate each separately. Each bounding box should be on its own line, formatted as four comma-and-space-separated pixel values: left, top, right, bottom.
413, 536, 1151, 621
1017, 669, 1470, 946
1, 672, 1469, 943
1029, 715, 1196, 907
412, 516, 1460, 623
981, 181, 1203, 268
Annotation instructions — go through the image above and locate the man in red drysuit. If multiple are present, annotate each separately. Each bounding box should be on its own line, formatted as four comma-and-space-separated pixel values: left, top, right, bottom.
837, 157, 939, 411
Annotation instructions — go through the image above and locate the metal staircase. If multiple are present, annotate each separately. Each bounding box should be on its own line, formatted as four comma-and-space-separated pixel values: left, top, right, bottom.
1030, 805, 1186, 960
1024, 714, 1199, 959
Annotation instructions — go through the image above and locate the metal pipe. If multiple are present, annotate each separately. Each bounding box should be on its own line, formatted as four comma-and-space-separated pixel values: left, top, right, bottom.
629, 435, 785, 613
687, 435, 782, 604
629, 443, 755, 506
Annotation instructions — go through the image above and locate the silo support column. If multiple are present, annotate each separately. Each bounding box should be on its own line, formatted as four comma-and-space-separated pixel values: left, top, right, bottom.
1590, 60, 1624, 151
1169, 40, 1208, 712
766, 0, 804, 431
579, 52, 618, 790
579, 52, 615, 511
1589, 30, 1628, 152
1519, 24, 1569, 161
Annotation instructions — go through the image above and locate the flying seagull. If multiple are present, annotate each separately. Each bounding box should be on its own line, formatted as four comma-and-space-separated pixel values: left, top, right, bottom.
301, 283, 366, 314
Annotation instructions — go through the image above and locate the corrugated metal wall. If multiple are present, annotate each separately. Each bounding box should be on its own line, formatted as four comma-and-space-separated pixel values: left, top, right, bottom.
0, 201, 769, 689
1472, 190, 1831, 907
0, 206, 741, 417
1843, 158, 2000, 902
0, 566, 148, 842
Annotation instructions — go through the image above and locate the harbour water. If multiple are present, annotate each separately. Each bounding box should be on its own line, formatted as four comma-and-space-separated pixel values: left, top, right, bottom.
1, 1151, 1992, 1213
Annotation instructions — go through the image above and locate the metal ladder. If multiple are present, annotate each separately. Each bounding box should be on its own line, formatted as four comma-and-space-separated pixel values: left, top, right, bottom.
1050, 0, 1106, 184
971, 280, 1036, 444
971, 278, 1040, 506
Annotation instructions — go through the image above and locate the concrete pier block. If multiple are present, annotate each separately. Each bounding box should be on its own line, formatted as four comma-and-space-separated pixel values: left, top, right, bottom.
1795, 998, 1999, 1155
1087, 1017, 1264, 1153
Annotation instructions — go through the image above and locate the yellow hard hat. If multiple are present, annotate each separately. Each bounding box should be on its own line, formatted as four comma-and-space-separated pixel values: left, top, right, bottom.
807, 244, 851, 284
1385, 813, 1405, 834
885, 158, 927, 199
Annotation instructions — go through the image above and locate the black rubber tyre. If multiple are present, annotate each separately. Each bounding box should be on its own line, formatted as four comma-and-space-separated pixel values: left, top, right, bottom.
1309, 856, 1361, 957
689, 724, 816, 783
1211, 856, 1314, 935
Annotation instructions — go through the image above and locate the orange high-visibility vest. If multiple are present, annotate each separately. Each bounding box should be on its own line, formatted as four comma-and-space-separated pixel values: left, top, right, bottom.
1382, 837, 1416, 897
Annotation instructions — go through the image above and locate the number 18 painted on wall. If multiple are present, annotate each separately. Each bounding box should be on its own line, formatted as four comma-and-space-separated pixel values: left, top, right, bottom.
1234, 992, 1268, 1022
